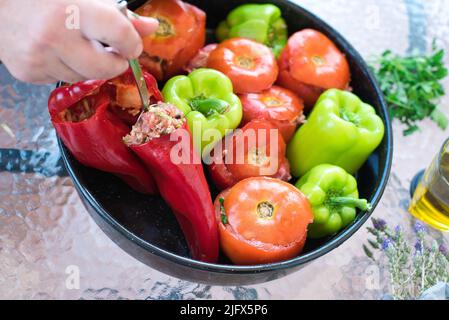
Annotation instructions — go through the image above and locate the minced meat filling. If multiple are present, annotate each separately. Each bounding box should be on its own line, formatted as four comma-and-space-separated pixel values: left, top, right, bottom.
124, 103, 185, 146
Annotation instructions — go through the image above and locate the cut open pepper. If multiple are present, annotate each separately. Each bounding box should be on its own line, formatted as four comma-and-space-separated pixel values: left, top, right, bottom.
162, 68, 242, 155
216, 3, 288, 57
124, 103, 219, 263
295, 164, 371, 239
287, 89, 385, 177
48, 82, 157, 194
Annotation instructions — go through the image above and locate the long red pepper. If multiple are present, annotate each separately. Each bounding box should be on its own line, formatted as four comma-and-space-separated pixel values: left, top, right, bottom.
128, 111, 219, 263
48, 80, 106, 117
48, 81, 157, 195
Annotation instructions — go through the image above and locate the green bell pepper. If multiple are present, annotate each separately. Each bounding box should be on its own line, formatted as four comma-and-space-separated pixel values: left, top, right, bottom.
296, 164, 371, 239
287, 89, 385, 177
162, 68, 242, 155
216, 4, 288, 57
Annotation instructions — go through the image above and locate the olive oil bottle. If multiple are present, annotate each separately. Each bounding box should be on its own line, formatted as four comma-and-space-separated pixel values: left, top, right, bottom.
409, 140, 449, 231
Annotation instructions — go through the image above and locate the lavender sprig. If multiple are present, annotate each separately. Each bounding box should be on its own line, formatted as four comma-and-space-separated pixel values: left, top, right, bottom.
364, 218, 449, 300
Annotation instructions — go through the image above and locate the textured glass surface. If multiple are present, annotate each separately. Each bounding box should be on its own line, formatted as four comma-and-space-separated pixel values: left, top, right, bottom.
0, 0, 448, 300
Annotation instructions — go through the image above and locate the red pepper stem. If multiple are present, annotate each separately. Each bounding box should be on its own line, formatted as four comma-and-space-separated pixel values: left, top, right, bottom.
328, 197, 372, 211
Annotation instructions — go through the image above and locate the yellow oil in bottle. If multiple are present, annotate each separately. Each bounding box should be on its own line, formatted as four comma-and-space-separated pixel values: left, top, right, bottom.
409, 151, 449, 232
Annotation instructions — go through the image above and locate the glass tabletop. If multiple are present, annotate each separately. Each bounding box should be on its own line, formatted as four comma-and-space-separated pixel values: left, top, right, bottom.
0, 0, 448, 300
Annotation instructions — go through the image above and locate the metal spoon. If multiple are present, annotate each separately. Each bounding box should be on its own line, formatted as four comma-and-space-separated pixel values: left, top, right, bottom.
116, 0, 151, 111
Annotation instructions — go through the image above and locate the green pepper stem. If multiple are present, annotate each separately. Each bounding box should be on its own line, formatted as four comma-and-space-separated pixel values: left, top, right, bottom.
190, 98, 230, 117
340, 109, 361, 126
219, 198, 228, 225
328, 197, 372, 211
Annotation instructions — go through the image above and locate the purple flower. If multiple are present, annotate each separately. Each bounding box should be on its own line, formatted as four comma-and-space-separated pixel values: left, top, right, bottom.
395, 225, 402, 235
439, 243, 448, 256
382, 238, 393, 251
415, 241, 423, 254
373, 218, 387, 231
414, 221, 427, 235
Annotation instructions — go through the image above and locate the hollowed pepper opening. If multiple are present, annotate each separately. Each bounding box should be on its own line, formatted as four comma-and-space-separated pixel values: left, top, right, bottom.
58, 93, 101, 123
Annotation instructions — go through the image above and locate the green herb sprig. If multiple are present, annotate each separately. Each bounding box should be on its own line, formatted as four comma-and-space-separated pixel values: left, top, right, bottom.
370, 44, 448, 135
364, 218, 449, 300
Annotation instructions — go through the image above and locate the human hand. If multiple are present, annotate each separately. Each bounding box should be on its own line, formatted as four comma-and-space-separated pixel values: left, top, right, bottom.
0, 0, 158, 84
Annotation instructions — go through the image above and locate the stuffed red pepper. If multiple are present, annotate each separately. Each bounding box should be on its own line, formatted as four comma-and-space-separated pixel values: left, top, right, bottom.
124, 103, 219, 263
48, 80, 157, 194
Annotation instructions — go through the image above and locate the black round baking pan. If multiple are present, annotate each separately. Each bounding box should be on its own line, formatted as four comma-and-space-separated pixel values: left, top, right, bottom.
58, 0, 393, 285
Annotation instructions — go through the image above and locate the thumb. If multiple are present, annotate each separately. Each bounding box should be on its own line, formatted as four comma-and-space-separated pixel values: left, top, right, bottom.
129, 12, 159, 37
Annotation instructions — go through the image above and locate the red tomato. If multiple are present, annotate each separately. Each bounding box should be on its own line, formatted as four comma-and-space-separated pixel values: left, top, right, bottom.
277, 29, 350, 109
207, 38, 279, 94
207, 120, 291, 191
215, 178, 314, 265
278, 48, 324, 109
136, 0, 206, 81
239, 86, 305, 142
227, 120, 287, 181
208, 148, 291, 191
